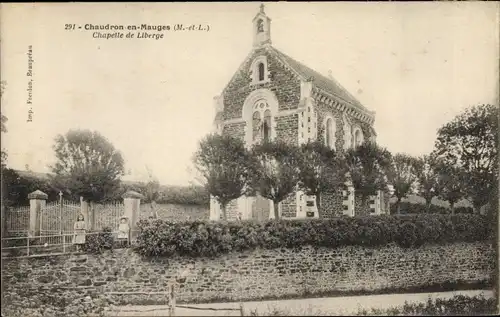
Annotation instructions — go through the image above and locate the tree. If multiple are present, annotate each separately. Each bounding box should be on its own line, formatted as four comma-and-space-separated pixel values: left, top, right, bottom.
297, 140, 346, 217
433, 104, 498, 213
436, 163, 466, 214
50, 129, 125, 202
249, 140, 302, 219
414, 154, 441, 213
193, 134, 252, 221
387, 153, 420, 214
2, 169, 60, 207
345, 142, 393, 207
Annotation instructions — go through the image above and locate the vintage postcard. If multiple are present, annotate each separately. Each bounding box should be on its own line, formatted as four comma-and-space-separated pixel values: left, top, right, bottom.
1, 2, 499, 316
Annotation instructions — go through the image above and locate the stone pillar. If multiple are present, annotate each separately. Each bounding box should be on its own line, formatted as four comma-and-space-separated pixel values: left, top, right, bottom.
342, 183, 355, 217
28, 190, 48, 237
376, 190, 382, 215
342, 173, 356, 217
122, 190, 144, 240
368, 191, 382, 215
386, 184, 395, 215
80, 197, 90, 229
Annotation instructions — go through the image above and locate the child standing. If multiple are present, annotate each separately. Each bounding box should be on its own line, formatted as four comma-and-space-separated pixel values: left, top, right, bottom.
117, 216, 130, 248
73, 214, 87, 251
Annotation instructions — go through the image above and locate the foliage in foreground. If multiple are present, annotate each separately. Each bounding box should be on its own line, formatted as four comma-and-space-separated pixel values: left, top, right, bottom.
1, 287, 108, 317
82, 227, 115, 254
355, 294, 496, 316
135, 213, 493, 257
247, 294, 496, 316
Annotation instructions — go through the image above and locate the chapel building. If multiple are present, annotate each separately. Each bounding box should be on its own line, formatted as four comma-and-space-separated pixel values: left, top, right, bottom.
210, 5, 388, 221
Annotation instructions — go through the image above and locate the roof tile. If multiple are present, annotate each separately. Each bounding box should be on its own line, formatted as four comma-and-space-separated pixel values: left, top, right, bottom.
271, 47, 369, 113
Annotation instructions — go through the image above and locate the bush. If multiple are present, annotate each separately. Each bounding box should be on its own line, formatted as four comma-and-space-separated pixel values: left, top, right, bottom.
355, 294, 496, 316
246, 294, 496, 316
135, 214, 493, 257
82, 227, 114, 254
390, 201, 474, 215
1, 287, 109, 317
120, 182, 210, 206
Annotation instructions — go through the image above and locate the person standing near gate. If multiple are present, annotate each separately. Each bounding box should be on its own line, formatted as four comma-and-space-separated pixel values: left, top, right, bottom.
117, 216, 130, 248
73, 213, 87, 251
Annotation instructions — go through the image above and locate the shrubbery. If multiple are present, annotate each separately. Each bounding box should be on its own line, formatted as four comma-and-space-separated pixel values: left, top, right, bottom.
122, 182, 209, 206
389, 201, 474, 215
135, 213, 493, 257
82, 227, 114, 254
1, 287, 108, 317
247, 294, 496, 316
355, 294, 497, 316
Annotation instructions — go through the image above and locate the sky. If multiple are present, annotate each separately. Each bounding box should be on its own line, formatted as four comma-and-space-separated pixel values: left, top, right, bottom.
1, 2, 499, 186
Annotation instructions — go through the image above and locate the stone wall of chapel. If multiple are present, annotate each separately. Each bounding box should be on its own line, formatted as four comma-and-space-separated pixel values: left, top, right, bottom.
222, 48, 302, 121
320, 191, 345, 218
315, 99, 349, 153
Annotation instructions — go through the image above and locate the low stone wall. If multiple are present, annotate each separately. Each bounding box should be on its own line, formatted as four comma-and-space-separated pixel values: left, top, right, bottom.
2, 242, 494, 305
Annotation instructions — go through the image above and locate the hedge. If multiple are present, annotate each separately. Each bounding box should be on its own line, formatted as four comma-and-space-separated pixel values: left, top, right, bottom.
134, 213, 493, 257
390, 201, 474, 215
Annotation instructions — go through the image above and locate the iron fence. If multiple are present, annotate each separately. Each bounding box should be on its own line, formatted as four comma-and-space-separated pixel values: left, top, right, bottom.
0, 230, 140, 258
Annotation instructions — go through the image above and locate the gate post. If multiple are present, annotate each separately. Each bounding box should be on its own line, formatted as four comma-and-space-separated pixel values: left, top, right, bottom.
168, 282, 176, 317
122, 191, 144, 241
28, 190, 48, 237
80, 197, 90, 230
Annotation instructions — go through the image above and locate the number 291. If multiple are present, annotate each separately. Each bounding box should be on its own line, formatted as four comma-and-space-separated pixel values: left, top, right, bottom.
65, 24, 76, 30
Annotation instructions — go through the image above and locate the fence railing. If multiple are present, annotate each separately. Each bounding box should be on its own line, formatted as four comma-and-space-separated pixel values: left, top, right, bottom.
94, 202, 124, 232
4, 202, 208, 237
0, 230, 139, 258
4, 205, 30, 235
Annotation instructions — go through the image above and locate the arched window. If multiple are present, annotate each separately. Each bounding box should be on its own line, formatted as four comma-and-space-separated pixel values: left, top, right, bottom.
263, 109, 271, 142
325, 118, 333, 148
252, 111, 261, 141
250, 56, 269, 85
342, 115, 352, 150
258, 63, 265, 81
354, 129, 363, 147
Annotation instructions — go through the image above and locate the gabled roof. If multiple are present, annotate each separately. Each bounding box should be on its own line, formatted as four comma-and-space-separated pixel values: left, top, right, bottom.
270, 46, 370, 114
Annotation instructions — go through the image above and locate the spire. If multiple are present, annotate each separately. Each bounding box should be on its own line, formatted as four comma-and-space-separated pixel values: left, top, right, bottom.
253, 3, 272, 48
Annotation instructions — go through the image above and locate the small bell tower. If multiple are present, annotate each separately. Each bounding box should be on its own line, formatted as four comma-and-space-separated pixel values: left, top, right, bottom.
253, 3, 272, 48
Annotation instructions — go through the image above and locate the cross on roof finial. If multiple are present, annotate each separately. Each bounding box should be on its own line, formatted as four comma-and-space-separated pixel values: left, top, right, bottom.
260, 3, 265, 14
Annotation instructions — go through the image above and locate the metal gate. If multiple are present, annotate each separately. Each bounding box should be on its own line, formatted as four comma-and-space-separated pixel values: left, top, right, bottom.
39, 197, 80, 236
